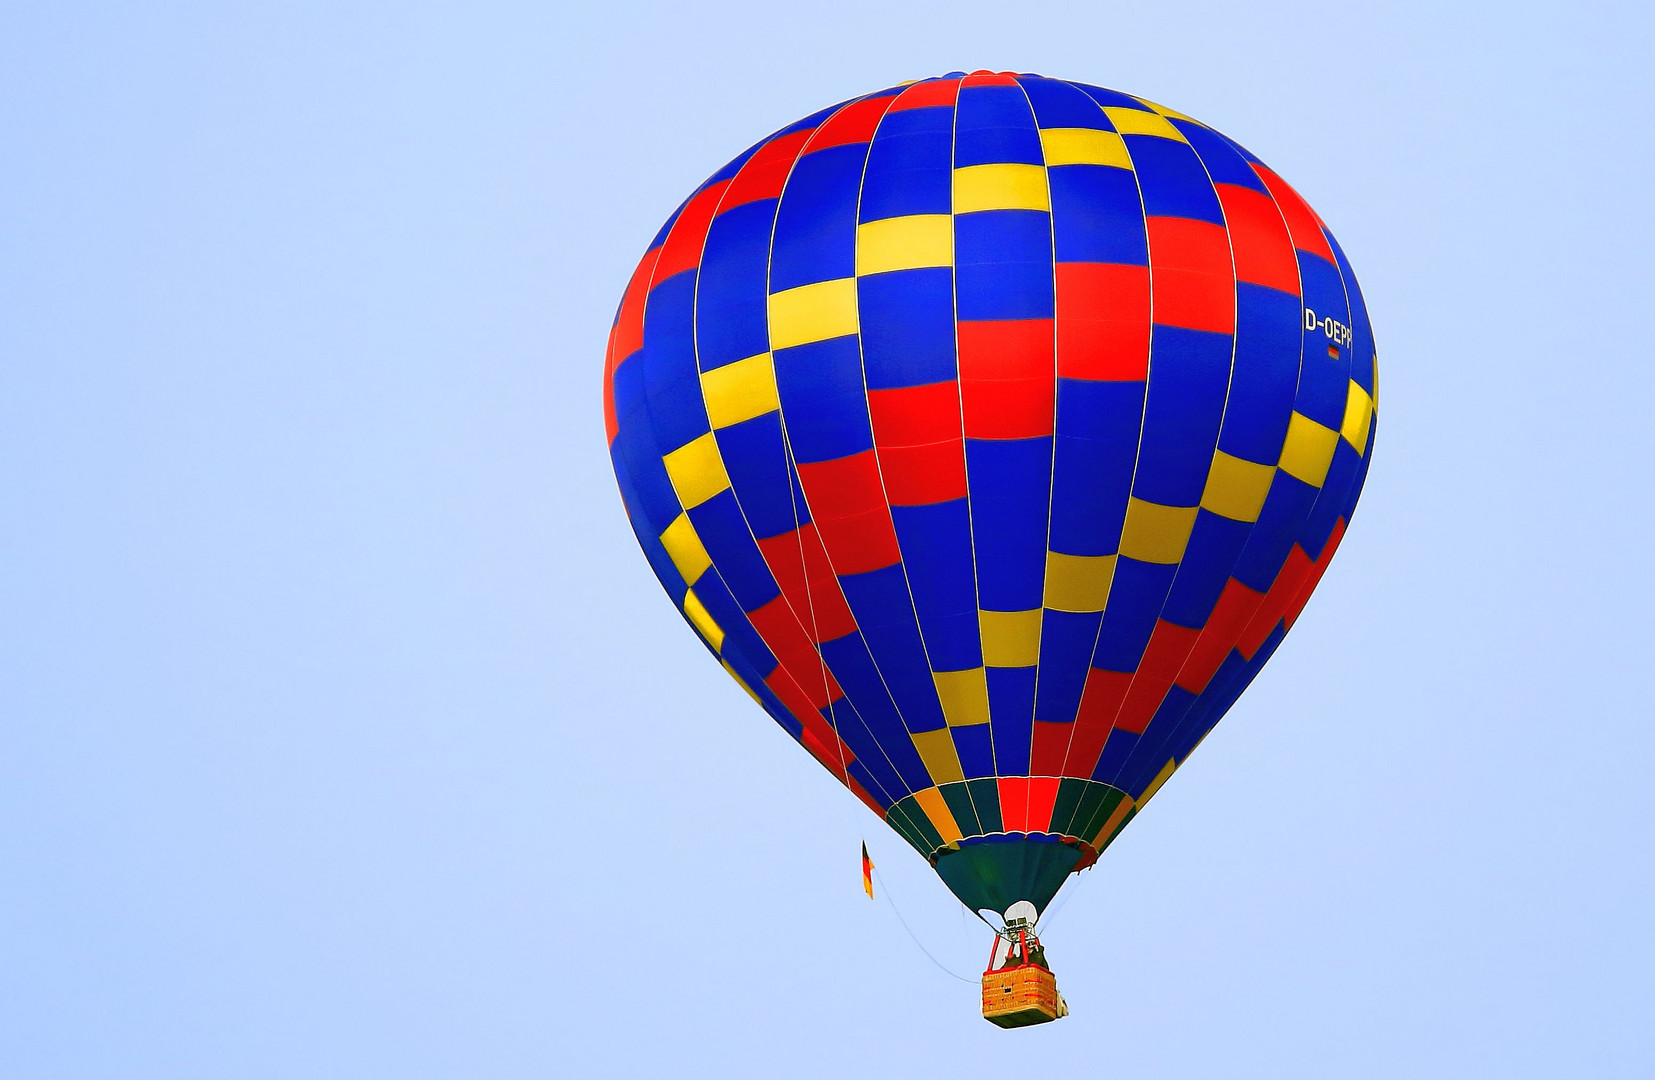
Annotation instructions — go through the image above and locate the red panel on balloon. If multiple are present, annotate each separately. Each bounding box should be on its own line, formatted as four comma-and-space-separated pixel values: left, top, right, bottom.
889, 78, 960, 111
958, 320, 1056, 439
608, 246, 660, 371
1029, 720, 1074, 778
720, 129, 817, 212
1112, 620, 1201, 735
805, 94, 896, 152
1055, 263, 1150, 380
1026, 776, 1061, 832
868, 381, 963, 445
654, 178, 731, 281
797, 450, 887, 521
1251, 163, 1336, 264
876, 440, 968, 506
1062, 668, 1133, 776
755, 524, 859, 642
997, 776, 1032, 832
749, 596, 843, 707
814, 510, 901, 576
1237, 543, 1315, 659
1216, 183, 1300, 295
964, 71, 1020, 87
1174, 577, 1265, 695
1147, 217, 1235, 334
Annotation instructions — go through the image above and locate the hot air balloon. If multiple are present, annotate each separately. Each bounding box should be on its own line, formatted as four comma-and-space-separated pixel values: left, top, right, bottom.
603, 71, 1376, 1026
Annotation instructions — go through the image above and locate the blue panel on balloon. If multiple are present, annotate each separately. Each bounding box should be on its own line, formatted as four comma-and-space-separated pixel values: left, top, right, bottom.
1179, 122, 1268, 192
824, 698, 909, 803
640, 272, 711, 453
840, 568, 948, 733
1034, 609, 1104, 723
1049, 165, 1149, 265
1219, 283, 1302, 465
715, 413, 803, 540
845, 760, 894, 810
1048, 434, 1136, 557
697, 199, 779, 368
1131, 326, 1231, 506
1340, 427, 1375, 522
1055, 376, 1143, 441
860, 267, 958, 390
1299, 442, 1361, 561
772, 336, 873, 464
1091, 727, 1140, 781
1114, 687, 1199, 793
891, 500, 977, 617
1327, 233, 1376, 394
612, 387, 685, 532
966, 437, 1053, 611
611, 350, 649, 436
1295, 253, 1352, 428
860, 105, 954, 222
918, 610, 983, 672
819, 634, 932, 792
838, 561, 918, 630
1020, 75, 1112, 128
690, 572, 775, 680
1230, 472, 1318, 593
953, 84, 1041, 167
987, 666, 1036, 775
952, 722, 997, 780
1129, 136, 1224, 225
955, 211, 1055, 321
686, 489, 782, 611
1160, 511, 1251, 628
615, 448, 688, 595
1091, 559, 1176, 671
769, 143, 865, 291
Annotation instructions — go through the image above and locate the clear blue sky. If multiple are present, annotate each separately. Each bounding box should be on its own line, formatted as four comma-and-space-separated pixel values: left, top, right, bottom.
2, 2, 1651, 1077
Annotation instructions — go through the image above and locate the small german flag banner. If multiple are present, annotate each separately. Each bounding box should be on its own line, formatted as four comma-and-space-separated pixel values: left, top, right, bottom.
861, 842, 874, 899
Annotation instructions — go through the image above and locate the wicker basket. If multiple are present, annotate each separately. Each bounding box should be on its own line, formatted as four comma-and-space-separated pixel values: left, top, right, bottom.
981, 964, 1059, 1028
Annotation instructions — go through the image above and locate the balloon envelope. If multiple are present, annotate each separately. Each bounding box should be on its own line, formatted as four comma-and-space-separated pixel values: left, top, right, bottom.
604, 72, 1376, 916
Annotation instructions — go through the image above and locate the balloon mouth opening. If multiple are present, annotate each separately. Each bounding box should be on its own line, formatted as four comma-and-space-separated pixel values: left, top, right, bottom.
927, 831, 1100, 868
930, 833, 1099, 916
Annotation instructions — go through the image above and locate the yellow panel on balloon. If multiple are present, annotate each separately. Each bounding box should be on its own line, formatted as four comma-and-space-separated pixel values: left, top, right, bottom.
701, 352, 778, 429
980, 609, 1042, 668
1038, 128, 1131, 169
934, 667, 990, 727
913, 784, 965, 844
658, 512, 711, 583
1118, 498, 1198, 564
767, 278, 859, 349
856, 214, 953, 275
1340, 380, 1375, 453
661, 431, 730, 509
1103, 107, 1187, 141
953, 164, 1049, 213
911, 730, 966, 787
1043, 552, 1117, 612
683, 588, 724, 651
1277, 412, 1340, 488
1200, 450, 1276, 523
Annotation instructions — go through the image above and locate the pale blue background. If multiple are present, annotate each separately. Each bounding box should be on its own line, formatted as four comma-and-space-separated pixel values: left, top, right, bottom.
3, 2, 1651, 1077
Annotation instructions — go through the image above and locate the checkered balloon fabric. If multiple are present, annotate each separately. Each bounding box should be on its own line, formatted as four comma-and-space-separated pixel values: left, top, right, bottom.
603, 72, 1375, 916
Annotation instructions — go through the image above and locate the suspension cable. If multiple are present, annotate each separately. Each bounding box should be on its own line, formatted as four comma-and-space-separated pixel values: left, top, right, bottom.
871, 865, 977, 984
